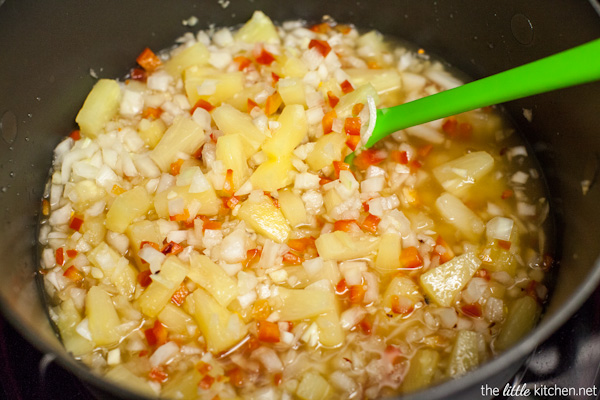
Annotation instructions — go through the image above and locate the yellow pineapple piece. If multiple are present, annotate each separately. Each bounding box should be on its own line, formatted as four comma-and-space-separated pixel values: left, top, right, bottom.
315, 310, 344, 347
435, 192, 485, 241
277, 189, 307, 227
184, 66, 244, 106
296, 371, 333, 400
250, 156, 294, 192
188, 253, 239, 307
216, 134, 251, 190
278, 78, 307, 107
271, 286, 336, 321
137, 117, 166, 149
261, 104, 308, 158
105, 186, 152, 233
401, 349, 440, 393
164, 42, 209, 77
105, 365, 156, 397
153, 184, 221, 219
158, 303, 197, 337
447, 330, 480, 377
150, 115, 206, 171
86, 286, 121, 346
75, 79, 121, 138
345, 68, 402, 96
87, 242, 138, 298
126, 220, 163, 268
137, 255, 189, 317
383, 275, 423, 312
306, 132, 347, 171
234, 11, 280, 44
375, 232, 402, 273
495, 296, 540, 351
433, 151, 494, 196
237, 194, 291, 243
212, 103, 267, 156
315, 231, 379, 261
334, 83, 380, 119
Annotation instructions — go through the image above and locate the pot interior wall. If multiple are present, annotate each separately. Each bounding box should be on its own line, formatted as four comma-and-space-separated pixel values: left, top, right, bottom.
1, 0, 599, 399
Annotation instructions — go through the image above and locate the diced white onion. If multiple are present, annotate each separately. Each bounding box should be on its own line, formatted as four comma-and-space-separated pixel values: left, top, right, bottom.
150, 341, 179, 367
486, 216, 514, 241
302, 257, 323, 276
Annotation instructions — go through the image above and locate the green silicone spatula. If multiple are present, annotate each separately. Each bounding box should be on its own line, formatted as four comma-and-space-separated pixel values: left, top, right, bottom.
347, 38, 600, 163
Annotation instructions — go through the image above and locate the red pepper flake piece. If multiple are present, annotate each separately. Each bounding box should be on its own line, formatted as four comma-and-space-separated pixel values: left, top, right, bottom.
335, 279, 348, 295
319, 177, 334, 185
149, 367, 168, 383
349, 284, 366, 304
333, 161, 351, 179
367, 61, 381, 69
226, 367, 244, 387
199, 375, 215, 390
222, 169, 235, 196
69, 215, 84, 232
327, 91, 340, 108
335, 24, 352, 34
497, 240, 512, 250
138, 350, 149, 357
197, 361, 213, 375
273, 372, 283, 386
140, 241, 161, 251
341, 80, 354, 94
265, 92, 283, 116
361, 213, 381, 233
391, 150, 409, 164
69, 130, 81, 141
359, 316, 373, 335
346, 134, 361, 151
353, 149, 386, 170
257, 320, 281, 343
170, 159, 184, 176
130, 67, 147, 82
255, 48, 276, 65
442, 116, 458, 136
334, 219, 361, 233
461, 303, 482, 318
344, 117, 361, 136
322, 109, 337, 135
283, 251, 303, 265
136, 47, 162, 72
247, 98, 259, 113
233, 55, 252, 71
169, 208, 190, 222
458, 122, 473, 139
111, 184, 126, 195
400, 246, 423, 269
223, 195, 240, 209
199, 215, 222, 232
418, 144, 433, 158
409, 159, 422, 173
66, 249, 78, 258
191, 99, 215, 114
171, 283, 190, 306
137, 270, 152, 287
161, 241, 184, 255
144, 320, 168, 347
288, 238, 316, 255
63, 266, 84, 282
309, 22, 332, 34
475, 268, 491, 281
391, 295, 415, 315
142, 107, 163, 120
542, 254, 553, 271
435, 236, 455, 264
352, 103, 364, 116
244, 248, 262, 268
271, 72, 281, 84
308, 39, 332, 57
55, 248, 65, 266
501, 189, 514, 199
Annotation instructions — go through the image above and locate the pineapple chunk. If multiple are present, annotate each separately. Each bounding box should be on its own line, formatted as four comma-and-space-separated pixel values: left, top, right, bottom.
212, 104, 267, 156
237, 195, 291, 243
296, 371, 333, 400
164, 42, 209, 77
278, 78, 307, 107
158, 303, 197, 337
137, 256, 189, 317
277, 53, 309, 78
345, 68, 402, 95
309, 260, 341, 286
105, 365, 156, 397
105, 186, 152, 233
447, 330, 480, 377
71, 180, 106, 211
137, 117, 166, 149
315, 231, 379, 261
435, 192, 484, 241
272, 286, 336, 321
161, 368, 202, 399
401, 349, 440, 393
234, 11, 280, 44
495, 295, 540, 351
216, 134, 251, 190
188, 253, 238, 307
153, 185, 221, 218
315, 310, 344, 347
261, 105, 308, 157
383, 275, 423, 312
86, 286, 121, 346
150, 115, 206, 171
306, 132, 347, 171
323, 188, 343, 215
189, 288, 248, 354
184, 66, 244, 106
277, 189, 307, 227
81, 215, 106, 247
75, 79, 121, 138
375, 232, 402, 273
227, 84, 265, 112
419, 252, 482, 307
334, 83, 380, 119
433, 151, 494, 196
54, 299, 94, 356
250, 156, 294, 192
479, 240, 517, 276
126, 220, 163, 268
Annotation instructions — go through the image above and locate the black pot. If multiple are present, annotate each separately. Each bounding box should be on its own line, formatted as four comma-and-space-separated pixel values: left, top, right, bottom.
1, 1, 599, 399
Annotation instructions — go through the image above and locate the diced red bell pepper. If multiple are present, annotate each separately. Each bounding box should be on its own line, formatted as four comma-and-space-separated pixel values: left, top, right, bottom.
136, 47, 161, 72
322, 109, 337, 134
400, 246, 423, 269
361, 214, 381, 234
340, 80, 354, 94
344, 117, 361, 136
327, 91, 339, 108
353, 149, 386, 170
257, 320, 281, 343
308, 39, 332, 57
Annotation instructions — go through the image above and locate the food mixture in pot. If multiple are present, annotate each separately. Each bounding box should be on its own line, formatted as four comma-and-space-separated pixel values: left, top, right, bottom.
38, 11, 553, 399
